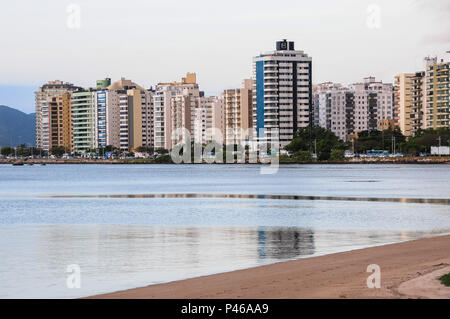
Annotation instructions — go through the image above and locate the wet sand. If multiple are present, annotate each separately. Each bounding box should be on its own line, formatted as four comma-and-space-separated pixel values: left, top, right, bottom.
91, 234, 450, 299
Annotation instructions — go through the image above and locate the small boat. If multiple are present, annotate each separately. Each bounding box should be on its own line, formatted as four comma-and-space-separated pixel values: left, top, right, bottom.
40, 163, 46, 166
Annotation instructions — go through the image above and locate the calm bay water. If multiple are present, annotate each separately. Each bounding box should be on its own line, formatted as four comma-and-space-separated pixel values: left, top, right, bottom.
0, 164, 449, 298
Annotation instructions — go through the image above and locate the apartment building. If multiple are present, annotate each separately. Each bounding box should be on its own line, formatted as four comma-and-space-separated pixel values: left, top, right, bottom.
394, 57, 449, 136
194, 96, 216, 145
93, 89, 121, 149
154, 73, 200, 150
252, 39, 312, 148
313, 78, 394, 141
425, 57, 450, 129
313, 83, 354, 141
35, 80, 81, 151
153, 86, 173, 150
170, 91, 192, 146
71, 90, 97, 153
48, 92, 72, 152
141, 88, 155, 149
394, 72, 426, 136
212, 94, 225, 144
107, 78, 153, 151
350, 77, 393, 133
224, 79, 253, 145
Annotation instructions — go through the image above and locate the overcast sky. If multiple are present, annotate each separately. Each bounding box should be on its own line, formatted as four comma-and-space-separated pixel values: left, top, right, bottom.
0, 0, 449, 113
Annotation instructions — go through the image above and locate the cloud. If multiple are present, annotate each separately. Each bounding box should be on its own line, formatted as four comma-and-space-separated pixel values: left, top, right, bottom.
412, 0, 450, 14
421, 31, 450, 45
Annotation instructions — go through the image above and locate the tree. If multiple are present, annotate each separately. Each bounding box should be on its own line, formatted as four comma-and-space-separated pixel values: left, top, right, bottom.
0, 147, 15, 156
329, 149, 345, 162
294, 150, 313, 162
285, 126, 345, 160
136, 146, 154, 154
353, 128, 405, 153
51, 146, 66, 157
104, 145, 119, 153
399, 128, 450, 154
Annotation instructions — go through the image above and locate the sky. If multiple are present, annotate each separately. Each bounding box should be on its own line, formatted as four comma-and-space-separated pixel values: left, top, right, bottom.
0, 0, 449, 113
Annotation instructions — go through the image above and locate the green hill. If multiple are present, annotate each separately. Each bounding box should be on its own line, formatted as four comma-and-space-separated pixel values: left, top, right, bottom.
0, 105, 35, 147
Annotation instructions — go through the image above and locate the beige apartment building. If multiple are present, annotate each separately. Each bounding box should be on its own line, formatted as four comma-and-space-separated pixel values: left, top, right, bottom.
394, 57, 449, 136
154, 73, 200, 150
212, 94, 226, 144
425, 58, 450, 129
394, 72, 426, 136
35, 80, 81, 151
107, 78, 153, 151
224, 79, 253, 145
48, 92, 72, 152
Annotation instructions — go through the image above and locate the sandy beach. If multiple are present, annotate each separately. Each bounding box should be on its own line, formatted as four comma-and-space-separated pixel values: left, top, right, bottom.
91, 234, 450, 299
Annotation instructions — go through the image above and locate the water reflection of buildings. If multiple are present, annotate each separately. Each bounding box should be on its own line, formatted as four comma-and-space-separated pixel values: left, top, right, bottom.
51, 193, 450, 207
257, 228, 315, 261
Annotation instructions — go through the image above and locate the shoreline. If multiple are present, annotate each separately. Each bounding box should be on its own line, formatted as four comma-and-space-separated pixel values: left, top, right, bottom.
90, 234, 450, 299
1, 157, 450, 165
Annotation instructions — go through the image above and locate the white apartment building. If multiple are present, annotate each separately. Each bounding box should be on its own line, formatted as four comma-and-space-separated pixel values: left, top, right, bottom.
350, 77, 393, 132
194, 96, 216, 145
253, 39, 313, 148
154, 73, 200, 150
313, 83, 353, 141
314, 77, 394, 141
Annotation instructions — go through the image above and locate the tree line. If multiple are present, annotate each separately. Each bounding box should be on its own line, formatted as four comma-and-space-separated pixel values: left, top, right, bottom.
284, 126, 450, 162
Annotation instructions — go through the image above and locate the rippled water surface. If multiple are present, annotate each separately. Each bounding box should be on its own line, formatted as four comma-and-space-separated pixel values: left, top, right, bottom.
0, 164, 449, 298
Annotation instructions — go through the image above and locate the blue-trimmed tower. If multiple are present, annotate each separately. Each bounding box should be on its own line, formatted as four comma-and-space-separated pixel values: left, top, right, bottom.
252, 40, 312, 148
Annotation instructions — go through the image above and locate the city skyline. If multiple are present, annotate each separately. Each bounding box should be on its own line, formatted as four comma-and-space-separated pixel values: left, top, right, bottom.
1, 0, 449, 113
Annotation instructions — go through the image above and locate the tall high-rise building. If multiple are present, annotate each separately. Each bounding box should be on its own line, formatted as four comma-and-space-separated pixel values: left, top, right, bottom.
224, 79, 253, 145
35, 80, 81, 151
313, 83, 354, 141
95, 90, 108, 149
194, 96, 216, 145
394, 56, 449, 136
313, 77, 394, 141
394, 72, 426, 136
154, 73, 200, 150
424, 57, 450, 129
170, 91, 192, 146
153, 86, 174, 150
48, 92, 72, 152
141, 88, 155, 150
71, 90, 97, 153
212, 94, 226, 144
350, 77, 394, 133
253, 39, 312, 147
107, 78, 152, 151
